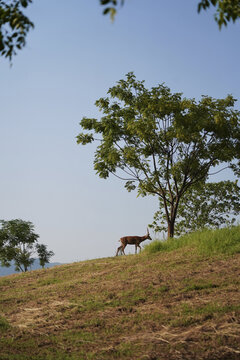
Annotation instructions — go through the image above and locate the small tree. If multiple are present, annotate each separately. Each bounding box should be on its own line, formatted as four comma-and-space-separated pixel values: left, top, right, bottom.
0, 219, 54, 272
36, 244, 54, 268
151, 180, 240, 236
77, 73, 240, 238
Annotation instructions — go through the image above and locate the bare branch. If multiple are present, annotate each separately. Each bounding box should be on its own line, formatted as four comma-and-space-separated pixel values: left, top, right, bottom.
209, 166, 230, 176
109, 170, 136, 181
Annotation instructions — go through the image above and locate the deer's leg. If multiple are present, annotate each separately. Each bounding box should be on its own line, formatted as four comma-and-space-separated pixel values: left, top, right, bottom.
135, 244, 138, 254
122, 244, 126, 255
116, 245, 123, 256
137, 244, 142, 253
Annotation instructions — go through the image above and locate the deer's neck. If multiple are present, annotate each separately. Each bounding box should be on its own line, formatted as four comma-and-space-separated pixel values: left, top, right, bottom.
140, 235, 148, 242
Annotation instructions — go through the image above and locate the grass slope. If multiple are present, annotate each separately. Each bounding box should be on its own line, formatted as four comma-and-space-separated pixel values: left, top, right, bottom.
0, 226, 240, 360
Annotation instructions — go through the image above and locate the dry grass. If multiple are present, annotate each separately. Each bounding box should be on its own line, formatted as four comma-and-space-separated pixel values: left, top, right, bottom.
0, 245, 239, 359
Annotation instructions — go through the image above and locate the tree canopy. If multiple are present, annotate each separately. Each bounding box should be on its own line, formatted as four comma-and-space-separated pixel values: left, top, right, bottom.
77, 73, 240, 238
0, 219, 54, 272
36, 243, 54, 269
151, 180, 240, 235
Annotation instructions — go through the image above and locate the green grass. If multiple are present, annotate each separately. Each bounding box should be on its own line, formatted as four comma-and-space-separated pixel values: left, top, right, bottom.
144, 225, 240, 256
183, 280, 218, 292
177, 302, 240, 319
170, 302, 240, 327
0, 316, 10, 331
37, 278, 63, 286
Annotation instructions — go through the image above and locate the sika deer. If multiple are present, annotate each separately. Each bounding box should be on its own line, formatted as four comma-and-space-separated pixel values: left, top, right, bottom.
116, 228, 152, 256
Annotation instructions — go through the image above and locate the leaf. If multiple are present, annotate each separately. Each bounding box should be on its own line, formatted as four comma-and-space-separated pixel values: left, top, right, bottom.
103, 7, 111, 15
101, 0, 111, 5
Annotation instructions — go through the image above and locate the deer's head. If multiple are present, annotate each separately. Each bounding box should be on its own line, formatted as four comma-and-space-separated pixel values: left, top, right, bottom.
147, 228, 152, 241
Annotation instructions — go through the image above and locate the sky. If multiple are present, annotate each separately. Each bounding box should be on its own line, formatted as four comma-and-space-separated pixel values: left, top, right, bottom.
0, 0, 239, 263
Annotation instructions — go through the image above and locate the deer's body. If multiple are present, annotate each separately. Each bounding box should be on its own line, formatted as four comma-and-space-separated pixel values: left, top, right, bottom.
116, 229, 152, 256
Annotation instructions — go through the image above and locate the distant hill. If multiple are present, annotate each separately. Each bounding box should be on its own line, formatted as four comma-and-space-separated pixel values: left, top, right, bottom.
0, 226, 239, 359
0, 259, 62, 276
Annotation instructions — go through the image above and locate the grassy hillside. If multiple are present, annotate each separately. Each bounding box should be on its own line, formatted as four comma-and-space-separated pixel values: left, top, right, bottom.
0, 227, 240, 360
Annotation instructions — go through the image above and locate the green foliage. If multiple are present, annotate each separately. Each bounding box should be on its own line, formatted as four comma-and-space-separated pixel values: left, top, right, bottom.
198, 0, 240, 28
177, 180, 240, 234
1, 0, 238, 62
231, 160, 240, 177
0, 219, 38, 272
0, 0, 34, 60
0, 219, 54, 272
100, 0, 124, 21
151, 180, 240, 235
144, 225, 240, 256
77, 73, 240, 237
1, 0, 239, 62
101, 0, 240, 28
36, 243, 54, 268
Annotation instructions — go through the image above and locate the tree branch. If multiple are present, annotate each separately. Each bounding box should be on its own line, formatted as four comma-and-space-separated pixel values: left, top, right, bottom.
209, 166, 230, 176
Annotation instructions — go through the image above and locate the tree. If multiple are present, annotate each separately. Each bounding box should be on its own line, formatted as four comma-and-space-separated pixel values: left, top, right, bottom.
0, 219, 54, 272
100, 0, 240, 28
77, 73, 240, 238
151, 180, 240, 236
36, 243, 54, 268
0, 0, 33, 60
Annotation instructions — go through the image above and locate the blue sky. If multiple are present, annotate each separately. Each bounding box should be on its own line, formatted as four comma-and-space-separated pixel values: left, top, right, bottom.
0, 0, 239, 263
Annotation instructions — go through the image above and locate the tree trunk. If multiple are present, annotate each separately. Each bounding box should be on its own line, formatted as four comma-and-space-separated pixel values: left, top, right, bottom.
163, 195, 179, 239
168, 221, 175, 238
167, 197, 180, 238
